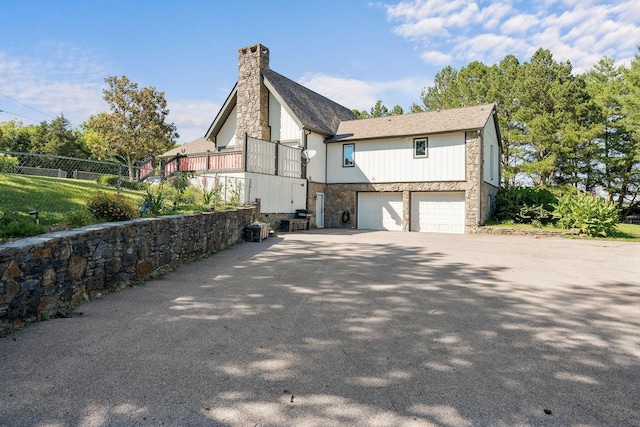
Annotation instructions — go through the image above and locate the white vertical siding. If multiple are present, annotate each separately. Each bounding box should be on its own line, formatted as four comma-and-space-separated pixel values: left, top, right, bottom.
246, 173, 306, 213
327, 133, 466, 183
202, 172, 306, 214
306, 132, 327, 183
217, 105, 237, 149
269, 93, 301, 142
483, 118, 500, 186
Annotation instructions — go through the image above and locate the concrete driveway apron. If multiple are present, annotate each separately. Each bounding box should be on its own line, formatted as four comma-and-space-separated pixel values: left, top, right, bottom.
1, 230, 639, 426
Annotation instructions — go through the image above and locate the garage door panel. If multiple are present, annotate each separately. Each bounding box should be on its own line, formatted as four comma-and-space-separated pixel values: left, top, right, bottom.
411, 192, 465, 234
358, 192, 403, 231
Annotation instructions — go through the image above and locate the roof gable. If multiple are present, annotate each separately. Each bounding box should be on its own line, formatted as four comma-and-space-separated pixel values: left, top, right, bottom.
205, 85, 237, 141
329, 103, 497, 142
263, 69, 355, 136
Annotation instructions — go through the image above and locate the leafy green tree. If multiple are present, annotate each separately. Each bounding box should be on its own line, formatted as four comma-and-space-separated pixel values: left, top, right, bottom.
512, 49, 591, 186
352, 109, 370, 119
584, 57, 628, 196
408, 102, 424, 113
33, 115, 90, 158
85, 75, 178, 178
355, 101, 405, 119
421, 65, 462, 110
0, 120, 36, 152
617, 50, 640, 215
486, 55, 524, 187
369, 100, 390, 117
389, 104, 404, 116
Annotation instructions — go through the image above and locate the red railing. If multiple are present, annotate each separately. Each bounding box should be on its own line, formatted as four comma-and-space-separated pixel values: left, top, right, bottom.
161, 151, 243, 178
138, 138, 303, 182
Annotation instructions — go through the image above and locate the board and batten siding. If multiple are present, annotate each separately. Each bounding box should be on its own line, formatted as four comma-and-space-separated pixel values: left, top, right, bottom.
217, 105, 238, 150
306, 132, 327, 183
246, 172, 306, 213
482, 118, 500, 187
214, 172, 306, 214
326, 133, 466, 184
269, 93, 301, 143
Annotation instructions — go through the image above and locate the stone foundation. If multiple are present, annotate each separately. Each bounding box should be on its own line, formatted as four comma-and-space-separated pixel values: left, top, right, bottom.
0, 206, 258, 335
319, 181, 472, 229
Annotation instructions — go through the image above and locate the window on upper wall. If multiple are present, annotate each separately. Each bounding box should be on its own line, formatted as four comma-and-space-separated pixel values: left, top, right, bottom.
414, 138, 428, 158
343, 143, 354, 167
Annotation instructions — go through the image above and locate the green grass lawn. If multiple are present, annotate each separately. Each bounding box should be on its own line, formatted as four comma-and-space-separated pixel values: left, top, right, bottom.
0, 174, 146, 228
485, 219, 640, 242
611, 223, 640, 241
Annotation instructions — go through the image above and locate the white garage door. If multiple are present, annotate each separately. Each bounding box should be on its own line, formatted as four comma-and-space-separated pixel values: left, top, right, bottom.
358, 192, 403, 231
411, 192, 465, 234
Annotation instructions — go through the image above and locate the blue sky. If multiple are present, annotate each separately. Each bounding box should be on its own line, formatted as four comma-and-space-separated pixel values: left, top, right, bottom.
1, 0, 639, 144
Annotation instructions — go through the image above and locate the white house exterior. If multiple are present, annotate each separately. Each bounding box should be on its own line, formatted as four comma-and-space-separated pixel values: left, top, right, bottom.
323, 106, 501, 233
161, 43, 501, 234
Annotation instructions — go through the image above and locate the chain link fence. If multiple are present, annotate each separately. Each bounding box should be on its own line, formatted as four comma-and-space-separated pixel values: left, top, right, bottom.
0, 150, 142, 187
0, 151, 246, 220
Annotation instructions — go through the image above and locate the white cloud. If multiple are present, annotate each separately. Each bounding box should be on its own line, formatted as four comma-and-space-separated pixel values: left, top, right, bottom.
0, 46, 107, 126
0, 46, 214, 144
383, 0, 640, 75
298, 73, 425, 111
167, 100, 220, 144
420, 50, 453, 65
501, 14, 539, 35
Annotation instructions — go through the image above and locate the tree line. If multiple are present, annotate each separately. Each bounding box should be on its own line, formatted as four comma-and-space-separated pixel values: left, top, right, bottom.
0, 76, 178, 179
356, 47, 640, 215
2, 49, 639, 214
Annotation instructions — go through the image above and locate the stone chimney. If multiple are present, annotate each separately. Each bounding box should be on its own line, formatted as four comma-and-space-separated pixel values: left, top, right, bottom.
237, 44, 271, 145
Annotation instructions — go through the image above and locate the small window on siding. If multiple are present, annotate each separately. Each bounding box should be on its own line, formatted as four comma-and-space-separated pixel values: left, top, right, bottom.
343, 143, 355, 167
414, 138, 428, 158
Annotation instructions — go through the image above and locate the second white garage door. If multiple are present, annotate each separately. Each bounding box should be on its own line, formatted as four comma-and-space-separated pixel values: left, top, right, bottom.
357, 192, 403, 231
411, 192, 465, 234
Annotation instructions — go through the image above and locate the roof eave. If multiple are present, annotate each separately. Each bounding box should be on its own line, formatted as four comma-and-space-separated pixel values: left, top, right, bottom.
326, 127, 487, 143
205, 84, 238, 141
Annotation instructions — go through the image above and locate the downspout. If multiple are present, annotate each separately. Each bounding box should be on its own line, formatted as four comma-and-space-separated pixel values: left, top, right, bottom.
303, 128, 311, 211
478, 128, 484, 227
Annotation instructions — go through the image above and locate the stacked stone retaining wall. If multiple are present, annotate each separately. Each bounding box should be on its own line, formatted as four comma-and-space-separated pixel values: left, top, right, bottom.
0, 206, 258, 334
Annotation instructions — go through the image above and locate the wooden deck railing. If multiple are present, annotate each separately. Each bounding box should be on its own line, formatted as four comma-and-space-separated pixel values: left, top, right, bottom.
138, 137, 303, 181
160, 151, 243, 178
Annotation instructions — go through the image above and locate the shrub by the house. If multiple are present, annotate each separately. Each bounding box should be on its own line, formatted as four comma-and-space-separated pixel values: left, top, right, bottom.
96, 175, 148, 191
553, 193, 619, 237
0, 211, 46, 239
86, 191, 137, 222
0, 155, 18, 173
495, 186, 558, 225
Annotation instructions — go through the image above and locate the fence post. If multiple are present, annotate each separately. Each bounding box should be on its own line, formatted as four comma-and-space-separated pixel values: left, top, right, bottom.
243, 133, 248, 172
117, 165, 122, 193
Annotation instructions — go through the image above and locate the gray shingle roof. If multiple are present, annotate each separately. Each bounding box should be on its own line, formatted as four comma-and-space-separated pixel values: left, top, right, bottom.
263, 69, 356, 136
160, 137, 216, 158
328, 103, 497, 142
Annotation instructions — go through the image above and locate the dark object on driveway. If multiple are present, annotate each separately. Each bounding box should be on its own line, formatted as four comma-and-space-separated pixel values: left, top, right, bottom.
245, 222, 269, 242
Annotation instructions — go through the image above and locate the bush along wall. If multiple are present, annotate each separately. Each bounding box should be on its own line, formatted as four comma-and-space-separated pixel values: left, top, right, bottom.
0, 205, 258, 335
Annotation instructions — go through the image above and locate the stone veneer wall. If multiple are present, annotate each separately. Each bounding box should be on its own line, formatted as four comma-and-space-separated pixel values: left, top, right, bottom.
236, 44, 271, 146
0, 206, 258, 334
322, 181, 473, 230
464, 131, 481, 229
477, 182, 500, 229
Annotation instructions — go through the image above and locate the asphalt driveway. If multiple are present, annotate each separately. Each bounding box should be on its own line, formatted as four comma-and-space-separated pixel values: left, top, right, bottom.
1, 230, 639, 426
